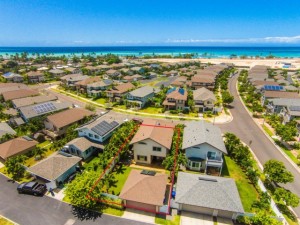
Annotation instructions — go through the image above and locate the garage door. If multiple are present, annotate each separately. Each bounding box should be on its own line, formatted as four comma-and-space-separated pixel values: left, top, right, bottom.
182, 204, 214, 216
126, 201, 156, 212
218, 210, 234, 219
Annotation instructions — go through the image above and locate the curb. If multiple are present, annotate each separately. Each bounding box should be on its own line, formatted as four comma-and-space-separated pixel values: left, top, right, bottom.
0, 215, 19, 225
235, 81, 300, 174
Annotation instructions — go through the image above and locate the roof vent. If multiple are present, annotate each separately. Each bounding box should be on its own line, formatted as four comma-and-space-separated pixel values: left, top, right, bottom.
198, 177, 217, 182
141, 170, 156, 176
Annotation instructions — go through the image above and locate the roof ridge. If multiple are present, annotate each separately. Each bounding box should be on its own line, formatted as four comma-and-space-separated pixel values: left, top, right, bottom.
217, 179, 242, 211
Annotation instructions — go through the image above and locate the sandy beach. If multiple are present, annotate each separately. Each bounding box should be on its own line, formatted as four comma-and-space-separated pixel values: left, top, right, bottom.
149, 58, 300, 70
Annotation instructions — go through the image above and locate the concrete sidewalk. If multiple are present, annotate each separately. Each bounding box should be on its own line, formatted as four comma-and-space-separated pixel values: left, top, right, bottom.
122, 209, 155, 224
181, 212, 213, 225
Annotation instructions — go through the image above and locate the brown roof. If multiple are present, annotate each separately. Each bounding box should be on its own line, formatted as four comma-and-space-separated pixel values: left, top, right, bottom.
130, 119, 175, 149
252, 80, 278, 86
264, 91, 300, 99
191, 75, 215, 83
27, 71, 43, 77
75, 76, 101, 86
46, 108, 94, 129
0, 137, 38, 161
166, 88, 187, 101
2, 89, 39, 101
119, 170, 167, 206
107, 83, 135, 94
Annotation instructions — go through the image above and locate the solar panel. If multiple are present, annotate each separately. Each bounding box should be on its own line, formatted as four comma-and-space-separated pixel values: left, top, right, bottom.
140, 170, 156, 176
141, 170, 148, 175
178, 88, 185, 95
91, 120, 119, 136
167, 87, 176, 94
33, 102, 57, 114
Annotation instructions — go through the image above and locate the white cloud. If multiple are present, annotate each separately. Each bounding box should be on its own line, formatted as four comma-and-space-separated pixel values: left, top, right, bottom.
166, 35, 300, 44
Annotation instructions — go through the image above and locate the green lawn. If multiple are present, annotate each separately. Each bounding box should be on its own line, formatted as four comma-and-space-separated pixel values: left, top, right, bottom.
106, 165, 132, 195
101, 207, 124, 216
155, 215, 180, 225
262, 124, 274, 137
94, 98, 107, 105
25, 141, 54, 167
0, 167, 33, 183
139, 107, 162, 114
0, 217, 14, 225
222, 156, 259, 212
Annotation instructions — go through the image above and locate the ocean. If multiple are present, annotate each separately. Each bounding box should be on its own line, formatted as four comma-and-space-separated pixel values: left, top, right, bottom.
1, 46, 300, 58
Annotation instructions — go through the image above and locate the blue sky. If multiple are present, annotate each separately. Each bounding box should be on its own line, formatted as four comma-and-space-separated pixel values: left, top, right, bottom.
1, 0, 300, 46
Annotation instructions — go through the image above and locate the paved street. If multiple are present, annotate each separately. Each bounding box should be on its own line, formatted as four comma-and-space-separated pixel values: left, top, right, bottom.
0, 175, 150, 225
217, 75, 300, 217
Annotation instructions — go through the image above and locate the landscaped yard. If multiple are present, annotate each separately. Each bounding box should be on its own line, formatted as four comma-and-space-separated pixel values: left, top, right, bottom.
0, 216, 14, 225
262, 124, 274, 137
94, 98, 107, 105
105, 165, 132, 195
222, 156, 259, 212
139, 107, 163, 114
25, 141, 54, 167
155, 215, 180, 225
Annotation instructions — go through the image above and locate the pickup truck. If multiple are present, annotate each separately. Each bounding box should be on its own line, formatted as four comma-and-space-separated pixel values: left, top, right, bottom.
17, 182, 47, 196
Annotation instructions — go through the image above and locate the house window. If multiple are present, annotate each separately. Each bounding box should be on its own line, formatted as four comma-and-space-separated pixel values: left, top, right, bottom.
88, 133, 93, 138
191, 161, 201, 168
208, 151, 217, 159
153, 147, 162, 152
95, 135, 99, 139
137, 155, 147, 161
138, 142, 147, 145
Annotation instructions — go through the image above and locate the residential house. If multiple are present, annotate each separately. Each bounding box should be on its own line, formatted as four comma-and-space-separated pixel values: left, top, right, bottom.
175, 172, 244, 219
27, 152, 81, 189
119, 169, 167, 213
75, 76, 102, 93
60, 74, 89, 88
106, 83, 135, 102
163, 87, 187, 110
2, 72, 24, 83
262, 91, 300, 105
106, 69, 121, 79
44, 108, 94, 139
2, 89, 39, 102
121, 68, 134, 75
11, 94, 57, 109
130, 119, 175, 164
87, 79, 113, 97
77, 111, 124, 143
267, 98, 300, 114
182, 121, 227, 175
127, 86, 156, 108
64, 67, 82, 74
123, 74, 143, 82
19, 101, 72, 122
193, 87, 217, 112
0, 136, 38, 162
131, 67, 145, 74
281, 106, 300, 124
0, 122, 16, 139
0, 83, 28, 95
49, 69, 65, 77
148, 72, 158, 79
190, 75, 215, 91
64, 137, 104, 160
170, 76, 187, 87
248, 65, 269, 83
27, 71, 45, 83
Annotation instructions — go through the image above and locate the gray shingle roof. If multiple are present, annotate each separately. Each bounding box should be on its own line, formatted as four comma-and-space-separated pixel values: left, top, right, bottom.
175, 172, 244, 213
66, 137, 104, 152
193, 87, 216, 101
27, 153, 81, 181
0, 122, 16, 138
269, 98, 300, 107
182, 121, 227, 154
128, 86, 155, 98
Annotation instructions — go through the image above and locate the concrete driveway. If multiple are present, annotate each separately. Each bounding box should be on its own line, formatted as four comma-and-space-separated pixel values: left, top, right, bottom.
122, 208, 155, 224
181, 212, 213, 225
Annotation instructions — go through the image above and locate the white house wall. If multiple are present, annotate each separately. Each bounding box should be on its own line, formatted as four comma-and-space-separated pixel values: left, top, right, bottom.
185, 143, 223, 160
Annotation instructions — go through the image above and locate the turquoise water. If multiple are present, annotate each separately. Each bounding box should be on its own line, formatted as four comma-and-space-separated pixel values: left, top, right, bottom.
1, 46, 300, 58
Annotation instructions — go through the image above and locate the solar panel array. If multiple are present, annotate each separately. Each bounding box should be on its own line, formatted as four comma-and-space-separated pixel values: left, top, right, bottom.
263, 85, 284, 91
141, 170, 156, 176
167, 87, 176, 94
33, 102, 57, 114
178, 88, 185, 95
91, 121, 119, 136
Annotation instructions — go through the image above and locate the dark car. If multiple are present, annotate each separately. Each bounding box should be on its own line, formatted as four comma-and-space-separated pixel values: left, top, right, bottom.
17, 181, 47, 196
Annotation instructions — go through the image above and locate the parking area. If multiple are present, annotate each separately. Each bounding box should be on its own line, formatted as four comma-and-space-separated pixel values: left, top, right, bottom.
180, 212, 213, 225
122, 208, 155, 224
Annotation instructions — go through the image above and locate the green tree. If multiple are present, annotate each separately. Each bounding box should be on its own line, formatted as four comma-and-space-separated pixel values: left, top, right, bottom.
264, 160, 294, 184
33, 146, 46, 159
222, 91, 234, 105
250, 211, 282, 225
64, 171, 103, 209
274, 187, 300, 207
5, 155, 27, 180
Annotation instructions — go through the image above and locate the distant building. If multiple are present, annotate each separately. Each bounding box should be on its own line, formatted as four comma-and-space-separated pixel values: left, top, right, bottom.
2, 72, 23, 83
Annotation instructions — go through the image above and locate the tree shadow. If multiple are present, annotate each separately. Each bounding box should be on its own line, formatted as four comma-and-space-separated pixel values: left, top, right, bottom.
71, 205, 102, 221
114, 164, 126, 175
277, 204, 297, 221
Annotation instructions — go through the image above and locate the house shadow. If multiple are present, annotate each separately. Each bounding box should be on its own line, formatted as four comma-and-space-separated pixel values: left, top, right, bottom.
221, 158, 230, 177
71, 205, 102, 221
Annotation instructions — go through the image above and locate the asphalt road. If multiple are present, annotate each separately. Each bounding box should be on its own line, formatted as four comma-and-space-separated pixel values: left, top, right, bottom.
0, 174, 151, 225
217, 75, 300, 217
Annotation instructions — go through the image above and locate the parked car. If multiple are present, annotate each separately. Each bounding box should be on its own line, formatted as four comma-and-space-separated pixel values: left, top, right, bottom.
17, 181, 47, 196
